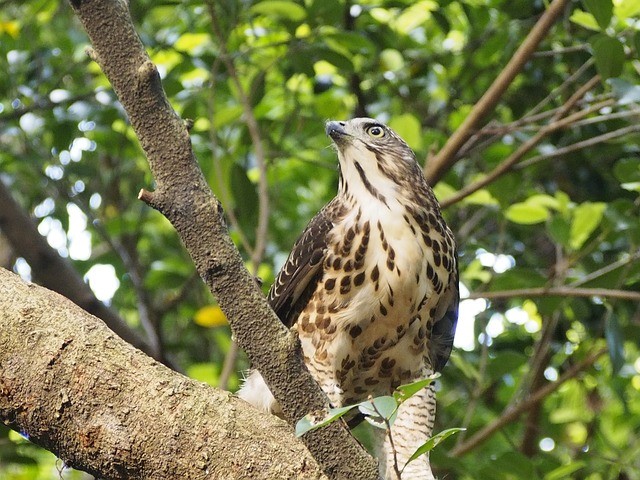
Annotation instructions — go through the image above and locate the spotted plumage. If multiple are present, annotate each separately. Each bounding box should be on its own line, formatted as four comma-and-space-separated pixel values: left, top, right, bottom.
239, 118, 459, 480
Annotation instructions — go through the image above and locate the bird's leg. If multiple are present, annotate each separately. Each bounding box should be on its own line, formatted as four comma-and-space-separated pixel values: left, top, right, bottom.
379, 382, 436, 480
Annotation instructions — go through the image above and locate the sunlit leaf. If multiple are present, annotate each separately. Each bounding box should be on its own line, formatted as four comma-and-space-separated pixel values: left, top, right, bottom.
505, 203, 549, 224
394, 1, 438, 33
389, 113, 422, 150
569, 202, 606, 250
393, 375, 439, 404
250, 1, 307, 22
463, 189, 499, 206
0, 20, 20, 38
174, 33, 211, 55
569, 10, 601, 30
404, 428, 465, 466
379, 48, 404, 73
614, 0, 640, 19
194, 305, 227, 327
433, 182, 457, 202
187, 362, 219, 386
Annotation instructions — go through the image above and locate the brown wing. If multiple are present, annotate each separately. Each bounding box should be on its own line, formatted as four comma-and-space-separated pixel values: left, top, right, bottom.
268, 201, 338, 327
430, 249, 459, 372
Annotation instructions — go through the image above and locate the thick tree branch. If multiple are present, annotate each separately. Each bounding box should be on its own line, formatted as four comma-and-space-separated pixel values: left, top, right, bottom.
425, 0, 570, 184
0, 268, 326, 480
0, 178, 156, 359
67, 1, 378, 478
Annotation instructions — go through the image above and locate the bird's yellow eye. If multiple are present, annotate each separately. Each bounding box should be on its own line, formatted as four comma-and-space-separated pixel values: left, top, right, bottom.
366, 125, 385, 138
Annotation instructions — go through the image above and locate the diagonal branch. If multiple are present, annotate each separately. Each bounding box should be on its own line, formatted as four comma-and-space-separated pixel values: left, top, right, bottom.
425, 0, 571, 184
67, 1, 378, 478
450, 348, 607, 457
440, 76, 604, 208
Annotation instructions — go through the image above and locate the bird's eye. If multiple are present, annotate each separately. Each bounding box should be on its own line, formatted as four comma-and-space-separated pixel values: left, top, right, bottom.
366, 125, 385, 138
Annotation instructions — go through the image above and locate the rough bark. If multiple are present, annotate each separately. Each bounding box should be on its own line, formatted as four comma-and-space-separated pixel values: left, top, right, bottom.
65, 0, 379, 478
0, 267, 327, 480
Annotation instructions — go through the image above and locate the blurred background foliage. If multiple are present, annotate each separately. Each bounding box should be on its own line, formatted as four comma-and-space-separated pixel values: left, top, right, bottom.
1, 0, 639, 478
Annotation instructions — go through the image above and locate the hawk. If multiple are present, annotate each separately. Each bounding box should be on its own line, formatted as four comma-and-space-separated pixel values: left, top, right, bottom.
239, 118, 459, 479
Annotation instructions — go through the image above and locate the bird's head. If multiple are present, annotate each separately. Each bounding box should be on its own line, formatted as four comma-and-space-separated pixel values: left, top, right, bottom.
325, 117, 428, 206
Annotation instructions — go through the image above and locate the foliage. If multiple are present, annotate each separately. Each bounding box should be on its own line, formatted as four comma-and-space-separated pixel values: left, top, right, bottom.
296, 377, 464, 471
1, 0, 640, 478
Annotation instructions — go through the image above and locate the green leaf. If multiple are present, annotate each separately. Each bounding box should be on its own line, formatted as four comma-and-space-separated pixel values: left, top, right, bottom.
590, 34, 625, 79
393, 375, 439, 404
463, 189, 499, 206
505, 203, 549, 224
582, 0, 613, 29
614, 0, 640, 19
388, 113, 423, 151
569, 202, 606, 250
613, 157, 640, 183
379, 48, 405, 72
250, 1, 307, 22
605, 315, 625, 374
404, 428, 465, 467
526, 194, 561, 211
359, 396, 398, 428
548, 215, 571, 247
174, 32, 211, 54
394, 1, 438, 33
569, 10, 601, 31
544, 461, 586, 480
295, 405, 355, 436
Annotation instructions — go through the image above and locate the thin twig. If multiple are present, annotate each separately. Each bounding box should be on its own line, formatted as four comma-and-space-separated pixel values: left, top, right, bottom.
517, 123, 640, 169
425, 0, 571, 184
467, 286, 640, 302
569, 249, 640, 288
533, 44, 589, 57
441, 76, 603, 208
450, 348, 607, 457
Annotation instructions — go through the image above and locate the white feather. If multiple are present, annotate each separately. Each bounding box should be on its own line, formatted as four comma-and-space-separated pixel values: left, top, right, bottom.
236, 370, 281, 415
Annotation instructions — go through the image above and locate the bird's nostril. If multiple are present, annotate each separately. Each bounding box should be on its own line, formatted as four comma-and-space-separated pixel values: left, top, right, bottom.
339, 121, 346, 126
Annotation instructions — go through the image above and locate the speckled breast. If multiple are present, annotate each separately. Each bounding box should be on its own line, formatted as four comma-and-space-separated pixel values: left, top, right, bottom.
295, 203, 451, 407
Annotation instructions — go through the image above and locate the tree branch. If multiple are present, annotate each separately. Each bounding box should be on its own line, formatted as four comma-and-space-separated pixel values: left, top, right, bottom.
467, 287, 640, 302
440, 75, 603, 208
67, 1, 378, 478
425, 0, 571, 184
0, 268, 327, 480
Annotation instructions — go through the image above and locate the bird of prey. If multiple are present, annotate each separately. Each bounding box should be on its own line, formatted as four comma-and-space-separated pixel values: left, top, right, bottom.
239, 118, 459, 479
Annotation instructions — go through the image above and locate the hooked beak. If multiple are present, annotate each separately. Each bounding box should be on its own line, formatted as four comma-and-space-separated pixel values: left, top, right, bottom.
325, 120, 347, 140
